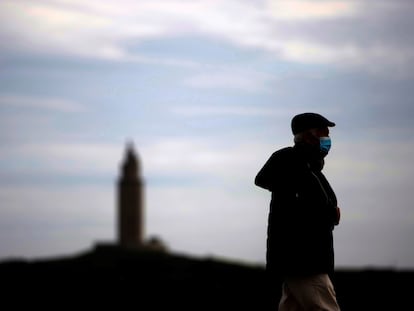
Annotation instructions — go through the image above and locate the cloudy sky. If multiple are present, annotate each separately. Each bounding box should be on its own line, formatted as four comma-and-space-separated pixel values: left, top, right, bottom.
1, 0, 414, 269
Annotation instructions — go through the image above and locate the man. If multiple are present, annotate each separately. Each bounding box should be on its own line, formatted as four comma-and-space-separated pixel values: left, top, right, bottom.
255, 112, 341, 311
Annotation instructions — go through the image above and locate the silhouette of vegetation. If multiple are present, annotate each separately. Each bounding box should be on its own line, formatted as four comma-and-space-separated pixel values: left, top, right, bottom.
0, 247, 413, 310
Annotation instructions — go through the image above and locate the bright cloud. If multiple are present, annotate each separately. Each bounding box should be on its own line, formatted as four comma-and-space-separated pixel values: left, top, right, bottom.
1, 0, 413, 75
142, 139, 269, 181
268, 0, 358, 20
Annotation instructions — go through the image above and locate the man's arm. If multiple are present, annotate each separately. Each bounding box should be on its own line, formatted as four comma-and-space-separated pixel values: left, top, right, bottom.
255, 148, 294, 192
255, 153, 277, 191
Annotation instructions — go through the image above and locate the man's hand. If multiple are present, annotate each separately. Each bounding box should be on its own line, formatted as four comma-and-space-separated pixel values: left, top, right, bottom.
334, 207, 341, 226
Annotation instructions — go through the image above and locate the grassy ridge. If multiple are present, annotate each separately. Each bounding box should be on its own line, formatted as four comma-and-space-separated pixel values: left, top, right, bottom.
0, 247, 412, 310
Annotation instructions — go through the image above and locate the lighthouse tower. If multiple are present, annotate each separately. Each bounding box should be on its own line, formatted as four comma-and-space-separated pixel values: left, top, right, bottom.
118, 143, 144, 248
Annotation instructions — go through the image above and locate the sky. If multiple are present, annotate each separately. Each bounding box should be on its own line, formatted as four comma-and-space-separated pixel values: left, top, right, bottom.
1, 0, 414, 269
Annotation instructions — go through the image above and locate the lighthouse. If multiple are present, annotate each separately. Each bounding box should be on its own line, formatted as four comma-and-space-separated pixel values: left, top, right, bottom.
117, 143, 144, 248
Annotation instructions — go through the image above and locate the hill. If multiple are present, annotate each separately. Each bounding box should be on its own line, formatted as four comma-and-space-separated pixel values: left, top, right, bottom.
0, 246, 413, 310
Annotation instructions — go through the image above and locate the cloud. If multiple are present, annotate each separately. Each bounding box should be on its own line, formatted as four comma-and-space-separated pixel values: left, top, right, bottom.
0, 142, 121, 176
141, 138, 275, 183
0, 94, 85, 112
0, 0, 211, 61
0, 184, 114, 258
146, 184, 268, 262
277, 40, 414, 77
0, 137, 272, 186
183, 71, 270, 92
268, 0, 358, 20
172, 105, 285, 117
0, 138, 263, 184
0, 94, 88, 143
0, 1, 126, 60
326, 140, 414, 225
2, 0, 413, 76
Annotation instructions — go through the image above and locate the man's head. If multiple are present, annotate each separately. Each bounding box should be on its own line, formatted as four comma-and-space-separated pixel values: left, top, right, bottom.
291, 112, 335, 155
291, 112, 335, 135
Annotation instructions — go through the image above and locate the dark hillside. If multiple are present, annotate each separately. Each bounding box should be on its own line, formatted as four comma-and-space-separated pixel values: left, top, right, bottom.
0, 247, 413, 310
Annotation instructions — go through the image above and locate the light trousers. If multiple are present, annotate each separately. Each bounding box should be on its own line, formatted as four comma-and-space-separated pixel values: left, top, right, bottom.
278, 274, 340, 311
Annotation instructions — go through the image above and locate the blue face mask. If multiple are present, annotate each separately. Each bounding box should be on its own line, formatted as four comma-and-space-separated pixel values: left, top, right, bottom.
319, 137, 331, 154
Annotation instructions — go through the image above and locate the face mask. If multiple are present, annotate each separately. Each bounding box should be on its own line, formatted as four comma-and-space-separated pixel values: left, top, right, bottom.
319, 137, 331, 154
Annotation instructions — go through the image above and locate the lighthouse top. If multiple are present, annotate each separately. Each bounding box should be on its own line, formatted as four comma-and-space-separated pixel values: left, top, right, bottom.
121, 141, 140, 180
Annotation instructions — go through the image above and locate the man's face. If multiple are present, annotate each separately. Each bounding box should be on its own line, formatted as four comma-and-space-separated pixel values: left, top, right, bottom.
313, 127, 330, 138
305, 127, 330, 146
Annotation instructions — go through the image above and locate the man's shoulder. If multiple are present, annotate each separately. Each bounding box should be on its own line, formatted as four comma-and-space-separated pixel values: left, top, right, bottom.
271, 146, 295, 159
266, 146, 297, 167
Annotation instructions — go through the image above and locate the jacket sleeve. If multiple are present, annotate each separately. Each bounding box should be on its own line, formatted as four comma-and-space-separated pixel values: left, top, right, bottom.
255, 150, 291, 191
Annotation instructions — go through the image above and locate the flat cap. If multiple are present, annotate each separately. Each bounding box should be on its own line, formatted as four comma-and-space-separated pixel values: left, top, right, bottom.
291, 112, 335, 135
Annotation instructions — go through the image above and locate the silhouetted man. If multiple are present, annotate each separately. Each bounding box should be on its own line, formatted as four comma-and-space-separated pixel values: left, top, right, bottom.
255, 112, 341, 311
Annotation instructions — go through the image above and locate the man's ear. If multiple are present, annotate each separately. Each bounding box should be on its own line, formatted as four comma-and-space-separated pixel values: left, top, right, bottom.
303, 129, 320, 145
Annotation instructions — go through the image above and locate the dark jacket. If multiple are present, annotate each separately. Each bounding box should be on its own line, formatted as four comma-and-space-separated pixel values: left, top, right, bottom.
255, 145, 338, 278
